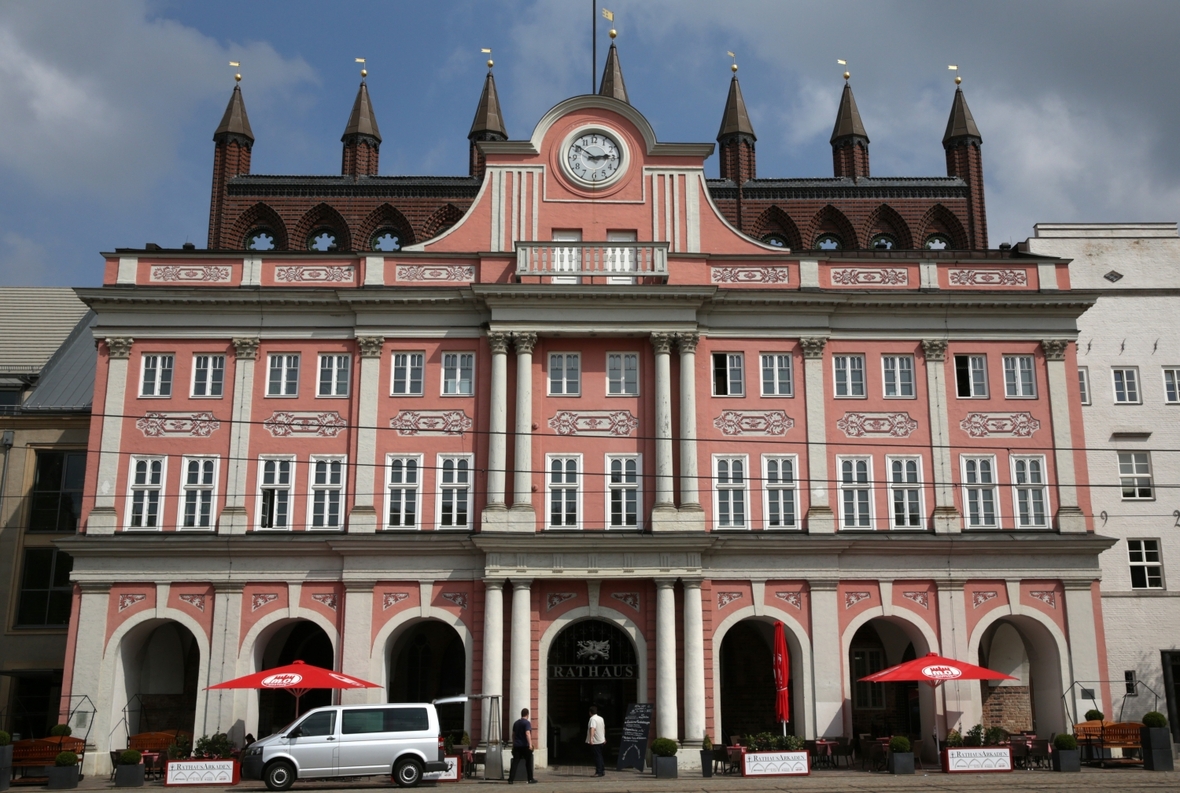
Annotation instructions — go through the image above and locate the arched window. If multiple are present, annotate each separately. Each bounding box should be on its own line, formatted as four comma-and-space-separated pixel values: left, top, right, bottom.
924, 234, 950, 250
307, 229, 339, 252
762, 234, 788, 248
815, 234, 842, 251
245, 229, 276, 251
371, 229, 402, 252
871, 233, 897, 250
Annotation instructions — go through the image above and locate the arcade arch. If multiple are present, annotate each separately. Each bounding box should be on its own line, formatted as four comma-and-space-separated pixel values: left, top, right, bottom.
253, 620, 334, 737
108, 619, 203, 748
970, 612, 1068, 737
387, 620, 466, 737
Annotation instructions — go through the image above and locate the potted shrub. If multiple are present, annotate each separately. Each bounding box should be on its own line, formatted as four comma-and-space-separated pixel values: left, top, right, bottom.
1052, 733, 1080, 772
1084, 709, 1104, 723
888, 735, 914, 775
192, 733, 234, 759
983, 726, 1008, 746
47, 752, 79, 790
944, 729, 963, 748
700, 734, 713, 778
167, 736, 192, 761
962, 724, 983, 747
114, 750, 145, 788
0, 730, 12, 793
1141, 711, 1173, 771
48, 725, 72, 739
650, 738, 678, 779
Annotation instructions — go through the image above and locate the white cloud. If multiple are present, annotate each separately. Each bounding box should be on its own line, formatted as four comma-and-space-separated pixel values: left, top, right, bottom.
0, 231, 51, 285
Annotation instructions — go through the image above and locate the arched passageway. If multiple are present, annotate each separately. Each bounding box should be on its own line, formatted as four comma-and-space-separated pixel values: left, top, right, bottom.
719, 620, 796, 739
257, 621, 333, 737
546, 619, 637, 764
977, 616, 1065, 737
847, 618, 935, 746
113, 620, 201, 744
388, 620, 466, 738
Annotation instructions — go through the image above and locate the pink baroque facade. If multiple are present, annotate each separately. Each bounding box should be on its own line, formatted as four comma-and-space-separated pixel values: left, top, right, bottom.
61, 92, 1110, 774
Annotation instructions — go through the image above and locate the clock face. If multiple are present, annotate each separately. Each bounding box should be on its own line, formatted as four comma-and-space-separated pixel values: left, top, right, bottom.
565, 131, 622, 184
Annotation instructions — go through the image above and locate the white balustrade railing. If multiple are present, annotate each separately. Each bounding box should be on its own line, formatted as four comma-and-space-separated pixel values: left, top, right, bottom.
515, 242, 669, 281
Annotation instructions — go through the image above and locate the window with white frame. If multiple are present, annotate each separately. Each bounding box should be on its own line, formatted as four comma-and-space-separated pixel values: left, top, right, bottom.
760, 353, 793, 396
267, 354, 300, 396
962, 456, 998, 528
852, 648, 885, 708
318, 354, 350, 397
140, 354, 174, 397
954, 354, 988, 398
548, 455, 580, 529
762, 455, 797, 529
128, 457, 165, 529
180, 456, 217, 529
712, 353, 744, 396
549, 353, 580, 396
386, 456, 420, 529
442, 352, 474, 395
834, 355, 866, 397
888, 457, 922, 529
1119, 451, 1153, 499
1113, 367, 1140, 403
714, 456, 748, 529
1078, 366, 1091, 405
309, 456, 345, 529
438, 455, 472, 530
1128, 539, 1164, 589
607, 455, 640, 529
882, 355, 914, 398
839, 457, 872, 529
1164, 368, 1180, 404
259, 457, 294, 529
607, 352, 639, 395
192, 354, 224, 397
1012, 456, 1049, 528
391, 352, 425, 395
1004, 355, 1036, 398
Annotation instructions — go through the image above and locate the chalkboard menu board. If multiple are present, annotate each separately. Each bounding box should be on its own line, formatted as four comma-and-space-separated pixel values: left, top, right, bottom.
615, 703, 652, 771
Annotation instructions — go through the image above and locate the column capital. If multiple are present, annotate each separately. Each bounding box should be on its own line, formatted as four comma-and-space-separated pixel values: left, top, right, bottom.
807, 580, 838, 592
675, 332, 699, 354
483, 577, 507, 590
488, 331, 512, 355
654, 578, 677, 590
212, 581, 246, 594
78, 581, 114, 595
232, 337, 260, 360
1041, 339, 1069, 361
799, 336, 827, 359
921, 339, 948, 362
681, 577, 704, 590
512, 332, 537, 355
511, 578, 533, 591
1061, 578, 1097, 591
356, 336, 385, 358
104, 337, 134, 359
650, 332, 674, 355
343, 579, 379, 592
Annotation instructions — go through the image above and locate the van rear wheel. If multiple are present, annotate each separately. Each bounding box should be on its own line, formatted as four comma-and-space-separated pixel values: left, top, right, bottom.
264, 761, 295, 792
393, 758, 423, 788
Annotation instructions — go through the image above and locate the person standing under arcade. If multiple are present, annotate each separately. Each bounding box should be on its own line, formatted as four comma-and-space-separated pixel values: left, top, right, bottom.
586, 705, 606, 777
508, 707, 537, 784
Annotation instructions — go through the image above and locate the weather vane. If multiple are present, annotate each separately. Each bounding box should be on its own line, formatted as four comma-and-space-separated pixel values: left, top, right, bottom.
356, 57, 367, 79
482, 48, 493, 69
727, 51, 738, 74
229, 61, 241, 83
838, 59, 849, 81
948, 64, 961, 85
603, 7, 615, 39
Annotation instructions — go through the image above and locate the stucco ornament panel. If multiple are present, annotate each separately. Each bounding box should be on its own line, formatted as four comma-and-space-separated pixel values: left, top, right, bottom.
136, 412, 221, 438
611, 592, 639, 611
711, 266, 790, 284
396, 265, 475, 282
836, 412, 919, 438
844, 591, 871, 609
440, 592, 468, 610
972, 591, 998, 609
902, 591, 929, 609
1029, 590, 1057, 609
546, 593, 577, 611
775, 592, 802, 609
251, 593, 279, 611
713, 410, 794, 436
118, 593, 147, 611
151, 265, 231, 283
390, 410, 473, 436
275, 265, 355, 283
830, 267, 908, 286
959, 412, 1041, 438
717, 592, 743, 609
548, 410, 639, 437
382, 592, 410, 610
947, 268, 1027, 286
311, 593, 338, 611
263, 411, 348, 438
178, 594, 206, 612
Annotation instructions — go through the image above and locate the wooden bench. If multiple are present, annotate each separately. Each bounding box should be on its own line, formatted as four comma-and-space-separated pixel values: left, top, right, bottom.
11, 738, 87, 771
129, 731, 191, 753
1074, 720, 1143, 763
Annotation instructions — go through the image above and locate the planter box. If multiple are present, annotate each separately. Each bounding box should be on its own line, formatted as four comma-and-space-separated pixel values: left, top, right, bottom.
114, 764, 146, 787
942, 746, 1013, 773
0, 744, 12, 792
164, 759, 240, 786
889, 751, 914, 774
46, 766, 79, 790
1052, 749, 1080, 772
1141, 727, 1174, 772
740, 750, 810, 777
653, 756, 677, 779
699, 750, 713, 777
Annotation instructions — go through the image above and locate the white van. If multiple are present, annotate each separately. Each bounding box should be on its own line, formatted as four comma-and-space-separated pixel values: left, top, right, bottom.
241, 703, 447, 789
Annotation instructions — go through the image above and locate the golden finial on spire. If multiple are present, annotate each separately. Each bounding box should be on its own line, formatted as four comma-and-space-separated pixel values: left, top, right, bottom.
229, 61, 241, 82
838, 59, 849, 81
948, 64, 961, 84
603, 8, 616, 38
727, 51, 738, 73
355, 57, 367, 79
481, 48, 493, 69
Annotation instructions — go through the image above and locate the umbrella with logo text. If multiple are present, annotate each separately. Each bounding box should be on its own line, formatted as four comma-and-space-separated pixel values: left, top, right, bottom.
208, 660, 381, 718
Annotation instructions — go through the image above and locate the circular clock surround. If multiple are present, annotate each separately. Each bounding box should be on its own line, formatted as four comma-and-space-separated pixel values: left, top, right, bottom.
560, 126, 628, 189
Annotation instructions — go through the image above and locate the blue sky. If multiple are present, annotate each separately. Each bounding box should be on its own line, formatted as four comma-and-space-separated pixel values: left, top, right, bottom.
3, 0, 1180, 286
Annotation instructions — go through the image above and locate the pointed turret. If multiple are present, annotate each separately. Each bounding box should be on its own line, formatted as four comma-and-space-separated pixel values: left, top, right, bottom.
208, 81, 254, 249
468, 68, 508, 179
342, 79, 381, 177
830, 81, 869, 179
598, 41, 629, 103
717, 70, 756, 187
942, 83, 987, 249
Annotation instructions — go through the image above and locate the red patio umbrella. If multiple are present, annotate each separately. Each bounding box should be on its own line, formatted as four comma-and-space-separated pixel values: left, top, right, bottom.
208, 660, 381, 717
772, 622, 790, 732
858, 651, 1016, 689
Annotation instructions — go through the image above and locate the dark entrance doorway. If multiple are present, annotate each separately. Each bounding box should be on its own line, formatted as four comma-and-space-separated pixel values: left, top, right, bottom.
547, 620, 637, 765
849, 623, 919, 739
719, 620, 795, 739
257, 621, 333, 737
389, 621, 466, 738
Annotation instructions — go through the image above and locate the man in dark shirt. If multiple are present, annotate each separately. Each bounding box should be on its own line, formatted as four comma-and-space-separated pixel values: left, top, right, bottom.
508, 707, 537, 784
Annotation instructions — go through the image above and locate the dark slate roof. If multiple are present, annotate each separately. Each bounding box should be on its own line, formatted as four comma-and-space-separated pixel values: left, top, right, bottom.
598, 43, 629, 104
22, 311, 96, 413
830, 82, 869, 144
943, 87, 981, 144
214, 84, 254, 141
342, 80, 381, 142
717, 76, 756, 140
707, 176, 968, 201
226, 174, 481, 198
470, 72, 508, 139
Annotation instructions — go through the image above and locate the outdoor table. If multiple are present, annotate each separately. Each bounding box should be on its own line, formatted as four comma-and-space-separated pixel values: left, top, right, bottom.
813, 740, 837, 769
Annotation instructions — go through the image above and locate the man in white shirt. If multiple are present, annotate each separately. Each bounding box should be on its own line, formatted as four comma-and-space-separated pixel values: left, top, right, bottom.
585, 705, 606, 777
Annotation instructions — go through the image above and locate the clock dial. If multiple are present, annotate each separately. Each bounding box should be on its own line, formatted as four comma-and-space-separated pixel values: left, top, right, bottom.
565, 132, 622, 184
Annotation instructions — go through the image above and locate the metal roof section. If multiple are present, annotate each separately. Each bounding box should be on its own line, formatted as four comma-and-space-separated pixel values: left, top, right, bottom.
0, 288, 90, 375
22, 310, 96, 412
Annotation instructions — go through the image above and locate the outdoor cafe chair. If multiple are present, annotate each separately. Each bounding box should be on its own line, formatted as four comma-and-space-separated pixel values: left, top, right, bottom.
1028, 739, 1050, 769
1010, 741, 1029, 769
867, 741, 887, 772
109, 751, 120, 782
912, 739, 925, 770
830, 742, 854, 768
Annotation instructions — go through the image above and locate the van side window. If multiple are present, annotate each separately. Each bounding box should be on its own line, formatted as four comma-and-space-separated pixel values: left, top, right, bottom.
385, 707, 429, 732
342, 709, 385, 734
297, 711, 335, 737
341, 707, 430, 734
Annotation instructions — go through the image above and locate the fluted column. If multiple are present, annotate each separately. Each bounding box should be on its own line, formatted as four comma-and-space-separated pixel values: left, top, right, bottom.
676, 333, 701, 514
88, 338, 133, 534
682, 579, 705, 746
655, 579, 679, 740
800, 337, 834, 533
220, 338, 259, 534
651, 333, 675, 517
922, 339, 960, 533
481, 579, 505, 745
511, 334, 537, 518
486, 333, 511, 510
350, 337, 384, 533
509, 579, 532, 725
1042, 340, 1085, 532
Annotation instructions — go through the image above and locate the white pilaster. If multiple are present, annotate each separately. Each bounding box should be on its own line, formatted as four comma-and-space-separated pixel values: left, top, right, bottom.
1063, 580, 1105, 717
220, 338, 258, 534
651, 333, 677, 530
340, 581, 376, 703
936, 583, 972, 733
809, 583, 843, 736
655, 579, 679, 740
486, 333, 511, 510
72, 583, 111, 775
481, 579, 505, 745
510, 333, 537, 529
205, 584, 245, 740
509, 579, 532, 724
922, 340, 960, 533
682, 579, 705, 746
1042, 340, 1085, 532
676, 333, 703, 525
800, 338, 834, 533
350, 337, 384, 533
88, 339, 133, 534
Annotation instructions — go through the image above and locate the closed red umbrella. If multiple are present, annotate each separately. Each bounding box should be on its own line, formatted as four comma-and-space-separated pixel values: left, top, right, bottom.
208, 660, 381, 717
858, 651, 1015, 689
773, 622, 790, 729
